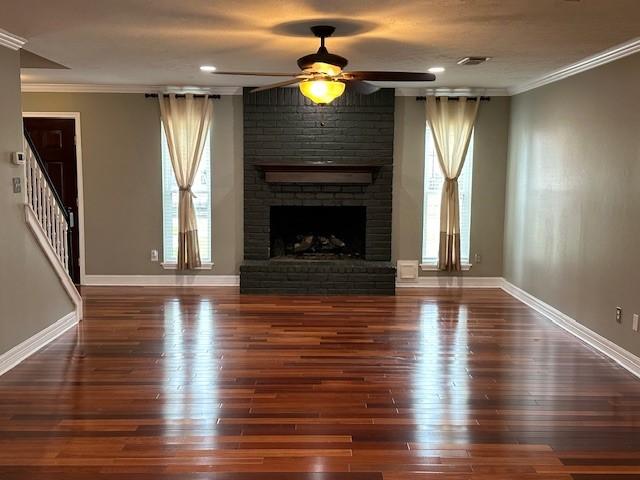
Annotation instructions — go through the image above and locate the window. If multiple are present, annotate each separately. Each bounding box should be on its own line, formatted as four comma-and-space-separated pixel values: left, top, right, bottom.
421, 127, 474, 265
161, 127, 212, 264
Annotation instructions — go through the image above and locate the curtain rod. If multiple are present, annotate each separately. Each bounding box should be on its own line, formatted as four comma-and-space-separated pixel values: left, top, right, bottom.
145, 93, 221, 99
416, 96, 491, 101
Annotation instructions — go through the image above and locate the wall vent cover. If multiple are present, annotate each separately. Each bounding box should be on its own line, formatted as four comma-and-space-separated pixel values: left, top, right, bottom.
457, 56, 492, 66
397, 260, 419, 281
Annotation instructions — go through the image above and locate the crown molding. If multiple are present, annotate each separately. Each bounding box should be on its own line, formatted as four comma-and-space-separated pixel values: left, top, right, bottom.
21, 35, 640, 98
24, 83, 508, 97
510, 37, 640, 95
21, 83, 242, 95
395, 87, 510, 97
0, 28, 27, 50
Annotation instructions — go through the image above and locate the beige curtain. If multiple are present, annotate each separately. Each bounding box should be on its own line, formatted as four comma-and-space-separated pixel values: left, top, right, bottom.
425, 96, 480, 271
159, 94, 213, 270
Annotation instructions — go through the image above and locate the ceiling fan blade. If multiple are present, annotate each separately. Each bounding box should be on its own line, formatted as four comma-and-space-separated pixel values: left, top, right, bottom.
212, 71, 299, 77
346, 80, 380, 95
347, 71, 436, 82
250, 78, 302, 93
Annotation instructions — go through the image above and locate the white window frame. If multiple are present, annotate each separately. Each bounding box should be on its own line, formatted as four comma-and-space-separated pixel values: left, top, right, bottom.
421, 126, 474, 270
160, 126, 213, 269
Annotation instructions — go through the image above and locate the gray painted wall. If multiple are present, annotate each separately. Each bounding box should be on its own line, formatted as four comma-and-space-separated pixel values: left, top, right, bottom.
22, 91, 510, 279
504, 53, 640, 357
0, 47, 74, 356
393, 96, 510, 276
21, 93, 244, 276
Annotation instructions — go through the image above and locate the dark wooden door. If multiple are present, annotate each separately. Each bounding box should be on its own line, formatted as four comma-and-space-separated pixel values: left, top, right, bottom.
23, 117, 80, 284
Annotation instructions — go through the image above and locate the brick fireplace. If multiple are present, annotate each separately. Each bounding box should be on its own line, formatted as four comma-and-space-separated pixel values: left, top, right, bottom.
240, 87, 396, 294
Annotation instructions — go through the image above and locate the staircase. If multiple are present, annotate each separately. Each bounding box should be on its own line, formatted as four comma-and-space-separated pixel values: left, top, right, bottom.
22, 132, 82, 318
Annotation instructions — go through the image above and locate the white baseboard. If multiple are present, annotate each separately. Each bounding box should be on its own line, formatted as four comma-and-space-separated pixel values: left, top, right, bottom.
501, 279, 640, 379
0, 311, 78, 377
83, 274, 240, 287
397, 276, 504, 288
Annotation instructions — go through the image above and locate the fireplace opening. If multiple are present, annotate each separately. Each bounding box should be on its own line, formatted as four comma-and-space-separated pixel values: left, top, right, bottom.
270, 206, 366, 260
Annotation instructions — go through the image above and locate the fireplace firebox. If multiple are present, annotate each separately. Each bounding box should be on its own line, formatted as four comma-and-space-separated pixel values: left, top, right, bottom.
270, 206, 366, 260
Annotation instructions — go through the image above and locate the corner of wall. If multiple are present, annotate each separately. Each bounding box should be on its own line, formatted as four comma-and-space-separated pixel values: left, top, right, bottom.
0, 46, 77, 358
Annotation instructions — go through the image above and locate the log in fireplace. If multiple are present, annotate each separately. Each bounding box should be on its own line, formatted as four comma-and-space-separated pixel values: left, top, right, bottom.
270, 206, 366, 260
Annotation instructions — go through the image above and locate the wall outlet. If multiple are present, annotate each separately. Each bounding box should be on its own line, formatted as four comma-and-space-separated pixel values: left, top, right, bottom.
616, 307, 623, 324
150, 249, 159, 262
633, 314, 639, 332
473, 253, 481, 264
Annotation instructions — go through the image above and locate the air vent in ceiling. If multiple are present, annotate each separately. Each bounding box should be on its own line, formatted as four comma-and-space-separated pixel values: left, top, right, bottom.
457, 56, 492, 66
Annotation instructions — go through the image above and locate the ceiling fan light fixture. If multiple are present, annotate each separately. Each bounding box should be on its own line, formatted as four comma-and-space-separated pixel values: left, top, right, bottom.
299, 79, 345, 104
428, 66, 445, 73
220, 25, 437, 95
200, 65, 217, 72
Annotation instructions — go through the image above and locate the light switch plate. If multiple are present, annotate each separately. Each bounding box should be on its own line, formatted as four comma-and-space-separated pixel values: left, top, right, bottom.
633, 314, 639, 332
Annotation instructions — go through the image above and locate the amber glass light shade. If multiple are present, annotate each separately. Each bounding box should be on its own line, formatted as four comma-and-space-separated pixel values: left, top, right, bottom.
299, 79, 345, 104
310, 62, 342, 76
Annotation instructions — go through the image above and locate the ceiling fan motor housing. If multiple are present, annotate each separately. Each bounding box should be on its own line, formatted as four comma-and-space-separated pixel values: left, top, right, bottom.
297, 25, 349, 72
297, 48, 348, 71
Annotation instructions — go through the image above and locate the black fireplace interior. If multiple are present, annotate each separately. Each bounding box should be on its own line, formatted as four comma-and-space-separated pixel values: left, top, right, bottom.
270, 206, 366, 260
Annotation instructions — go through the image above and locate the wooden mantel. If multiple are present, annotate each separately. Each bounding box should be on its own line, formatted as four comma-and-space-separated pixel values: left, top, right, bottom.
254, 161, 384, 184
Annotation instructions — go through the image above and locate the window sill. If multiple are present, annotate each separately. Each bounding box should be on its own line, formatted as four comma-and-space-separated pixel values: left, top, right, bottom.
161, 262, 214, 270
420, 263, 472, 272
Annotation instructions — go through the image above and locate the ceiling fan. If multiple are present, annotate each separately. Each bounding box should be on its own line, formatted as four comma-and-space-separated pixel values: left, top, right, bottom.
207, 25, 436, 104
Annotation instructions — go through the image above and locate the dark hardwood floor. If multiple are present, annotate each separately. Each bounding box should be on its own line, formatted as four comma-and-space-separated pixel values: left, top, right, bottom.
1, 287, 639, 479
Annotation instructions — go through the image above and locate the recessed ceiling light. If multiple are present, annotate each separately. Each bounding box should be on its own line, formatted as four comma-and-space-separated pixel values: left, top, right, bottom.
428, 66, 445, 73
200, 65, 217, 72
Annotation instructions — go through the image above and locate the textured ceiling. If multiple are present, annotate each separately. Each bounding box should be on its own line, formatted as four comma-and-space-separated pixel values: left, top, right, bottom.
4, 0, 640, 89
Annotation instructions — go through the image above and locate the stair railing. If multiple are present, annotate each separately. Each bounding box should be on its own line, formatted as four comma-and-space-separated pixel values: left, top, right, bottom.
23, 130, 72, 275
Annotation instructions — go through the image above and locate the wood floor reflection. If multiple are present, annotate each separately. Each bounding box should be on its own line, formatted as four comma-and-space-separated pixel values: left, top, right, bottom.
1, 286, 639, 479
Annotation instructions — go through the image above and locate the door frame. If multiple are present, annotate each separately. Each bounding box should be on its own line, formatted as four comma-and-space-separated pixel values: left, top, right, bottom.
23, 112, 86, 285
